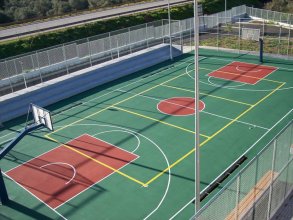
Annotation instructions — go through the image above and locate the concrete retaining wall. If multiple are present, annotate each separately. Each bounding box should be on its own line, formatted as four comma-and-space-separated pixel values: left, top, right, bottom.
0, 44, 182, 124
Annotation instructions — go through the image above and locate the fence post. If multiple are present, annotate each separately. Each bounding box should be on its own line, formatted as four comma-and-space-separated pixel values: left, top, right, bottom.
47, 50, 50, 65
266, 139, 277, 220
109, 33, 113, 60
263, 19, 265, 40
283, 124, 293, 197
87, 38, 92, 66
238, 17, 241, 53
287, 17, 291, 59
179, 21, 183, 52
62, 44, 69, 74
234, 175, 241, 220
35, 51, 43, 83
15, 60, 27, 88
129, 27, 132, 53
217, 15, 219, 50
146, 23, 149, 48
277, 24, 282, 55
5, 61, 14, 93
117, 39, 120, 58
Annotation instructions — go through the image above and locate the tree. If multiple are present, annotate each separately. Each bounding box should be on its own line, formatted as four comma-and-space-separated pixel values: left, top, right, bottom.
265, 0, 293, 13
69, 0, 89, 11
50, 0, 71, 15
0, 10, 12, 23
34, 0, 52, 17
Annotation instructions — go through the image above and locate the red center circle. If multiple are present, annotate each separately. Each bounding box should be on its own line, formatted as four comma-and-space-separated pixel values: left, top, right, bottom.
157, 97, 205, 116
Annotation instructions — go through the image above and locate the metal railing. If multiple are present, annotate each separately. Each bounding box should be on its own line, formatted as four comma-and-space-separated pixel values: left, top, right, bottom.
246, 6, 293, 24
0, 19, 183, 96
192, 118, 293, 220
1, 5, 292, 98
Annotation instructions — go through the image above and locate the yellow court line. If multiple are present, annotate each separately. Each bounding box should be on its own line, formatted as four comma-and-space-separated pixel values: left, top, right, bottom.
113, 106, 210, 139
200, 82, 285, 146
45, 135, 147, 187
200, 92, 253, 106
144, 82, 285, 185
48, 72, 187, 136
145, 147, 195, 186
201, 67, 283, 84
162, 84, 253, 106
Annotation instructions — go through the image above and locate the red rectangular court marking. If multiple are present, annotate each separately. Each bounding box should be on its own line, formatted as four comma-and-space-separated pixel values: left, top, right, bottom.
6, 134, 138, 209
208, 61, 277, 84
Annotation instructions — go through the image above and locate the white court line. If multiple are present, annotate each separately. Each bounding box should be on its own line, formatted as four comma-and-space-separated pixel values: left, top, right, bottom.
53, 150, 140, 210
48, 123, 171, 219
157, 97, 197, 116
207, 57, 293, 71
117, 88, 196, 112
169, 108, 293, 220
0, 138, 13, 146
94, 130, 141, 153
118, 87, 268, 130
4, 133, 86, 174
2, 172, 67, 220
0, 57, 194, 140
85, 133, 139, 158
236, 65, 261, 73
202, 111, 269, 130
40, 162, 76, 185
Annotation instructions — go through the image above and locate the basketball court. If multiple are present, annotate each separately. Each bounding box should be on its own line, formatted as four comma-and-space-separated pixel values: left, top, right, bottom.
0, 48, 292, 219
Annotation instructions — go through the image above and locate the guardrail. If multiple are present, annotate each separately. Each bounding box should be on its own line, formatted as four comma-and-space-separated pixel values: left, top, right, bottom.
192, 117, 293, 220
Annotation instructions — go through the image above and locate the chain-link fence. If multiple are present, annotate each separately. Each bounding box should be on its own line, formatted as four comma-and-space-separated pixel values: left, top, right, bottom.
181, 12, 292, 60
1, 5, 292, 97
192, 120, 293, 220
0, 19, 182, 97
246, 6, 293, 24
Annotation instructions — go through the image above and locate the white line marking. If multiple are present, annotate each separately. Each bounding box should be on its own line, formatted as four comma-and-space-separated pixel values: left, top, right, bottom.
236, 65, 261, 73
0, 57, 194, 140
169, 198, 194, 220
202, 111, 270, 130
40, 162, 76, 185
49, 123, 171, 218
117, 89, 196, 113
53, 151, 139, 210
169, 108, 293, 220
94, 129, 141, 152
4, 133, 86, 174
157, 97, 196, 116
84, 133, 139, 158
2, 171, 68, 220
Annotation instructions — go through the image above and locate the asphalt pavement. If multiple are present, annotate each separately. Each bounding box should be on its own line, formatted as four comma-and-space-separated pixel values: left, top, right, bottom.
0, 0, 191, 41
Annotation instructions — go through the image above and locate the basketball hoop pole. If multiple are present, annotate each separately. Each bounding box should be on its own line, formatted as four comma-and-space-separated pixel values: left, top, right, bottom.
259, 38, 264, 63
0, 169, 9, 205
194, 0, 200, 214
0, 123, 43, 160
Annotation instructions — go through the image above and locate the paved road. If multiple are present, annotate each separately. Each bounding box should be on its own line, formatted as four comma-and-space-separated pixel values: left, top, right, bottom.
0, 0, 191, 41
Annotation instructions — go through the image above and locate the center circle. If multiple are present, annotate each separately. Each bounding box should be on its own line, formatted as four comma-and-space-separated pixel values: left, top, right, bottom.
157, 97, 205, 116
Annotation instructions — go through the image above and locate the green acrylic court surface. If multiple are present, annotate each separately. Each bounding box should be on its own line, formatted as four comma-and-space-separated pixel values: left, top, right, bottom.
0, 49, 292, 220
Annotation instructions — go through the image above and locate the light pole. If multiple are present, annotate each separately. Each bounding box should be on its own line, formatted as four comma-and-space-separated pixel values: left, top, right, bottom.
167, 0, 173, 60
193, 0, 200, 214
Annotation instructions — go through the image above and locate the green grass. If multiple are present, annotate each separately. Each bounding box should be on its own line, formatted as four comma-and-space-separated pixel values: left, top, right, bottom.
199, 35, 293, 56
